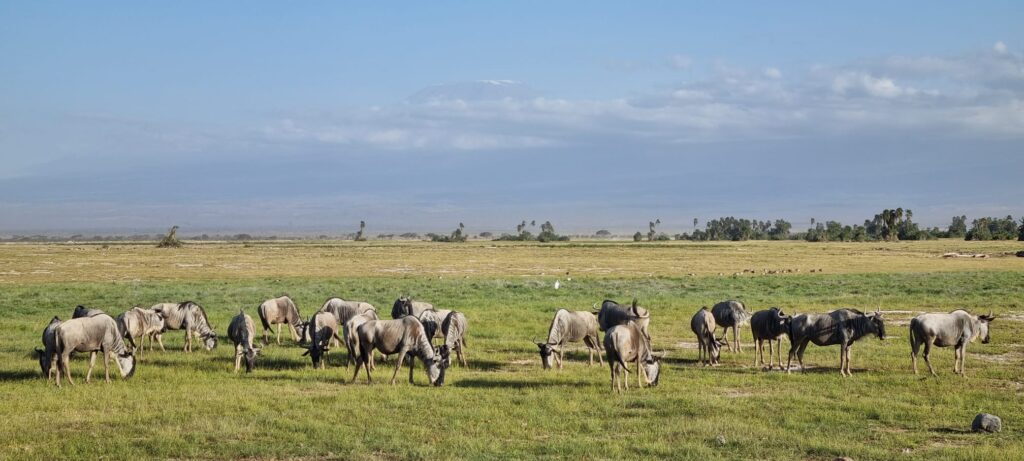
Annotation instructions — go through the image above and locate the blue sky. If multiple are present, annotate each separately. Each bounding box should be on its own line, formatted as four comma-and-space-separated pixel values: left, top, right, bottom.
2, 2, 1023, 234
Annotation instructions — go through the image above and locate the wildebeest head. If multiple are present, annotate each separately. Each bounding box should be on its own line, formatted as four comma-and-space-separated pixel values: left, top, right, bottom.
977, 312, 995, 344
302, 341, 325, 369
296, 321, 311, 345
642, 351, 664, 386
201, 332, 218, 351
535, 342, 556, 369
35, 348, 47, 375
709, 338, 725, 363
426, 351, 448, 386
437, 344, 452, 368
116, 350, 136, 379
243, 346, 261, 372
868, 310, 886, 340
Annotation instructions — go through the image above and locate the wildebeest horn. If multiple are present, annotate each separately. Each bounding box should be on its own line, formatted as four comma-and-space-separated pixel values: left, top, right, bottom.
631, 298, 638, 308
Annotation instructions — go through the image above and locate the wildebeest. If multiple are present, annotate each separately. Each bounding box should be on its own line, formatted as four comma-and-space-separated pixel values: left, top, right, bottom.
391, 296, 434, 319
909, 309, 994, 377
690, 307, 723, 366
35, 316, 62, 381
228, 311, 261, 373
117, 307, 166, 356
786, 308, 886, 376
53, 314, 136, 387
750, 307, 791, 370
535, 309, 602, 369
417, 308, 453, 343
72, 305, 105, 318
711, 300, 749, 353
257, 296, 303, 345
343, 310, 380, 368
438, 311, 469, 367
604, 321, 662, 392
302, 311, 340, 369
350, 316, 447, 386
595, 299, 650, 338
152, 301, 218, 352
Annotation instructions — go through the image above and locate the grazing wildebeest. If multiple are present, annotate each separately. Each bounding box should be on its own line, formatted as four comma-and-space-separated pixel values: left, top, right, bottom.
711, 300, 749, 353
604, 321, 662, 392
72, 305, 105, 319
117, 307, 166, 356
786, 308, 886, 376
750, 307, 791, 370
691, 307, 724, 366
350, 316, 447, 386
319, 297, 377, 325
391, 297, 434, 319
35, 316, 62, 381
344, 310, 380, 368
417, 308, 453, 343
302, 311, 341, 369
535, 309, 602, 369
909, 309, 994, 377
54, 314, 136, 387
438, 311, 469, 367
152, 301, 218, 352
257, 296, 303, 345
595, 299, 650, 338
228, 311, 261, 373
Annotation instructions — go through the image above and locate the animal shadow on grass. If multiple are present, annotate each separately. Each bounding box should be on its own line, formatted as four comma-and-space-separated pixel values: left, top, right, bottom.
453, 377, 582, 389
932, 427, 972, 434
0, 370, 43, 381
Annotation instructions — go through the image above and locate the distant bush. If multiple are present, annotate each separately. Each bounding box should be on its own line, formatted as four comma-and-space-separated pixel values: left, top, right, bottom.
157, 226, 183, 248
478, 232, 493, 238
595, 229, 611, 237
632, 232, 643, 242
967, 216, 1017, 240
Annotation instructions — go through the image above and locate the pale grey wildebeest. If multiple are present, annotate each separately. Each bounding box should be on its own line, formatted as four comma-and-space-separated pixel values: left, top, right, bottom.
691, 307, 724, 367
416, 308, 453, 343
117, 307, 166, 356
604, 321, 662, 392
786, 308, 886, 376
391, 296, 434, 319
35, 316, 62, 381
909, 309, 994, 377
311, 298, 376, 346
257, 296, 303, 345
53, 314, 136, 387
750, 307, 791, 370
595, 299, 650, 339
438, 311, 469, 367
152, 301, 218, 352
228, 310, 261, 373
350, 316, 447, 386
343, 310, 380, 369
302, 310, 340, 369
711, 300, 749, 353
535, 309, 601, 369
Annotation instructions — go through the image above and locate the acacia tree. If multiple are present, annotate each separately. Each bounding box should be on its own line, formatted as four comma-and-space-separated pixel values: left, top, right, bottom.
647, 218, 661, 241
157, 225, 183, 248
354, 221, 367, 241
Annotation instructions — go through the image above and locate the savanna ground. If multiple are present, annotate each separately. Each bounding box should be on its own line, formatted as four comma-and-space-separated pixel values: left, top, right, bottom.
0, 240, 1022, 460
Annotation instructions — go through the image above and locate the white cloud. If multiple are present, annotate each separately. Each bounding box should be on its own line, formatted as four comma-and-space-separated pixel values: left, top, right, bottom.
669, 54, 693, 69
994, 41, 1008, 54
763, 67, 782, 79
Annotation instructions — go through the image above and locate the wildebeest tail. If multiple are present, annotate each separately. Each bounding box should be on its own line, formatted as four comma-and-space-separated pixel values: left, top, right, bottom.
908, 317, 919, 349
257, 304, 272, 332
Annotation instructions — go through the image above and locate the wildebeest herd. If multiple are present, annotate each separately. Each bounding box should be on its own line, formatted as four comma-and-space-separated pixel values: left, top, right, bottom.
34, 294, 995, 391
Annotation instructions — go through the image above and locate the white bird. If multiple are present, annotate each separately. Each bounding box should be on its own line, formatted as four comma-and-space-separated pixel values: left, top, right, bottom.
554, 280, 560, 290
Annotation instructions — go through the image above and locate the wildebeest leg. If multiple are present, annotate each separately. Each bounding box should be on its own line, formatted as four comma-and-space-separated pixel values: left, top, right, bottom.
754, 339, 762, 368
58, 353, 74, 387
910, 334, 920, 374
157, 333, 166, 351
350, 357, 363, 384
234, 345, 242, 373
103, 348, 111, 382
796, 341, 809, 373
734, 326, 741, 353
922, 338, 936, 376
275, 324, 282, 345
610, 362, 617, 392
86, 351, 97, 383
785, 340, 800, 373
408, 353, 416, 384
390, 351, 407, 385
957, 346, 966, 377
845, 344, 853, 376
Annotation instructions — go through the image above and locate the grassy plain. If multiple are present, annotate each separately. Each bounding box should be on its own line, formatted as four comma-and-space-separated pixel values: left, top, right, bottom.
0, 240, 1022, 460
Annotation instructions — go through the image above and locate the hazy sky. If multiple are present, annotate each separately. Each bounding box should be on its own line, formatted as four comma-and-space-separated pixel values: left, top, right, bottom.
2, 2, 1023, 234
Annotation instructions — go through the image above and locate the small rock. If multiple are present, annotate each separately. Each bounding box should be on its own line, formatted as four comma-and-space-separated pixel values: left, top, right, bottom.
715, 435, 727, 446
973, 413, 1002, 433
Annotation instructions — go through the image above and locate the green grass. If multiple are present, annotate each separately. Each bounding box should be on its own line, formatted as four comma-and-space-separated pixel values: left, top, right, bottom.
1, 244, 1023, 460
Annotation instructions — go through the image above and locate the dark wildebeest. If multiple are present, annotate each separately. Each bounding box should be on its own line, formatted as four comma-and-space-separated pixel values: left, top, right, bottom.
228, 310, 261, 373
72, 305, 105, 319
350, 316, 447, 386
438, 311, 469, 368
750, 307, 791, 370
909, 309, 994, 377
257, 296, 303, 345
54, 314, 136, 387
604, 321, 662, 392
152, 301, 218, 352
711, 300, 749, 353
595, 299, 650, 338
391, 297, 434, 319
302, 311, 341, 369
536, 309, 602, 369
690, 307, 724, 366
786, 308, 886, 376
35, 316, 62, 381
